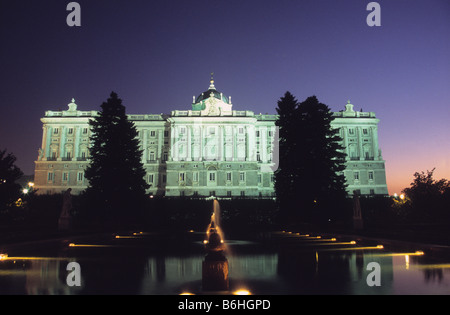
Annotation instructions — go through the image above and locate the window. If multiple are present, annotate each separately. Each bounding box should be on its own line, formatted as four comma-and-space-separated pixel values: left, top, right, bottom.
149, 152, 155, 161
238, 127, 244, 134
81, 151, 87, 159
257, 152, 261, 162
227, 191, 232, 197
207, 171, 217, 186
370, 189, 375, 195
240, 191, 245, 197
163, 152, 168, 161
239, 171, 245, 182
368, 171, 374, 181
209, 127, 215, 135
148, 174, 154, 185
179, 172, 185, 182
226, 172, 232, 181
363, 128, 368, 135
256, 130, 260, 137
164, 130, 169, 137
180, 127, 186, 134
47, 172, 54, 182
193, 171, 199, 182
258, 174, 262, 183
349, 128, 355, 135
68, 128, 73, 135
66, 152, 72, 159
62, 172, 68, 181
53, 128, 59, 135
77, 172, 84, 182
354, 171, 359, 181
83, 128, 88, 134
268, 130, 273, 137
150, 130, 156, 137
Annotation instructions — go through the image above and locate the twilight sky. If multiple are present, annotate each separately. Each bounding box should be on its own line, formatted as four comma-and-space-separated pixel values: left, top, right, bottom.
0, 0, 449, 194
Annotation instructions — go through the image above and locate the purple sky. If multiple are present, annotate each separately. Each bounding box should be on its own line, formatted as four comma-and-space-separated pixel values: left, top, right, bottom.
1, 0, 449, 194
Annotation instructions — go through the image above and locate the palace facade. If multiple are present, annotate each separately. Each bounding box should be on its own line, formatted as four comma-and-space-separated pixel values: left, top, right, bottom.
34, 79, 388, 197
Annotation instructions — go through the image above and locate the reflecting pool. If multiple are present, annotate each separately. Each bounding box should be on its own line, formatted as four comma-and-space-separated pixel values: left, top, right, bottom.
1, 231, 450, 294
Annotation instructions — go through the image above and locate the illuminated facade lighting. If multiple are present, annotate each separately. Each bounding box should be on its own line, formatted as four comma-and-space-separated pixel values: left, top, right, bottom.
33, 82, 388, 197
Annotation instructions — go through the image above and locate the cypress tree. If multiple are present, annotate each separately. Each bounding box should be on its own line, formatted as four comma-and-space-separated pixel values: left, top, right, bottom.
84, 92, 149, 225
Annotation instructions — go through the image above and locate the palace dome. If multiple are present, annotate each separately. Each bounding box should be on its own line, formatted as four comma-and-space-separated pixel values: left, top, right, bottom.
194, 77, 230, 105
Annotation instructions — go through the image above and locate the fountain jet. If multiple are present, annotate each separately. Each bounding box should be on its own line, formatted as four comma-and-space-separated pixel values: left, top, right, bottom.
202, 199, 229, 292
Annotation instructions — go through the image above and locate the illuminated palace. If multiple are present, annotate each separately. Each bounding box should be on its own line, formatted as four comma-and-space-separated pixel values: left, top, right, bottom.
34, 78, 388, 197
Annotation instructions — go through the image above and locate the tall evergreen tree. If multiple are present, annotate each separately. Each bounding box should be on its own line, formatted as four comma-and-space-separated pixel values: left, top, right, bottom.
275, 93, 347, 225
84, 92, 149, 224
274, 92, 299, 222
295, 96, 347, 221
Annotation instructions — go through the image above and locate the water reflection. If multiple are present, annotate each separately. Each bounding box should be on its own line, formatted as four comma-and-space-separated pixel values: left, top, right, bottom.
1, 232, 450, 294
0, 259, 82, 295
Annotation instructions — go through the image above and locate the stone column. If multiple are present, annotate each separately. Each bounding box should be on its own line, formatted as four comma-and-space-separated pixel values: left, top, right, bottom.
357, 126, 364, 161
170, 124, 176, 161
372, 126, 379, 160
342, 126, 349, 159
74, 126, 80, 160
43, 125, 51, 160
232, 125, 236, 161
59, 126, 66, 160
187, 125, 192, 161
142, 129, 148, 163
219, 125, 224, 161
158, 128, 163, 162
261, 126, 267, 162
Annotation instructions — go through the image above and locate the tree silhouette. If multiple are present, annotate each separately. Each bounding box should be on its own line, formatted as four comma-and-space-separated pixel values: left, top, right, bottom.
402, 168, 450, 222
0, 149, 23, 211
84, 92, 149, 225
275, 93, 347, 225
